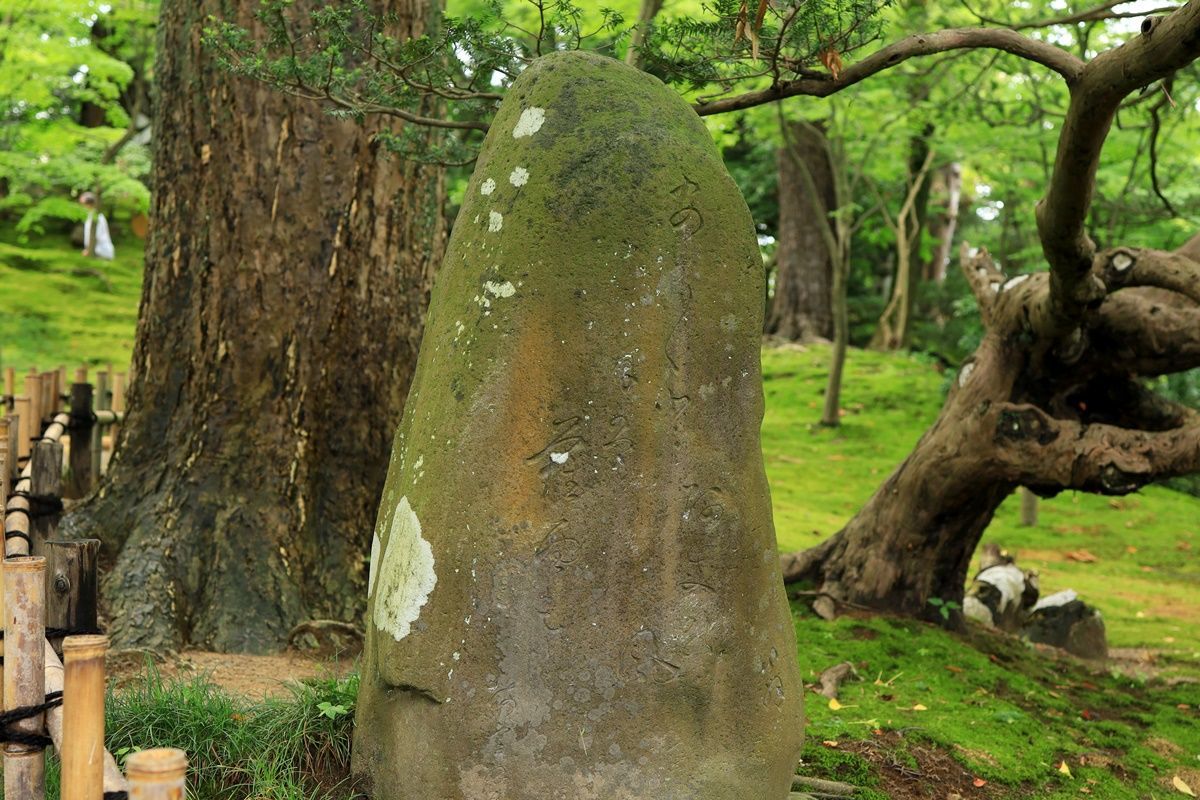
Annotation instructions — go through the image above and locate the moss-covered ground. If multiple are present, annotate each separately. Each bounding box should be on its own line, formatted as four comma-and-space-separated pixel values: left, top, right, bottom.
2, 244, 1198, 798
0, 233, 142, 387
765, 344, 1200, 799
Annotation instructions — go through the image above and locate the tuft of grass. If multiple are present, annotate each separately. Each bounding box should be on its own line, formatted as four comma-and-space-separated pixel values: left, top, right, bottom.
98, 663, 358, 800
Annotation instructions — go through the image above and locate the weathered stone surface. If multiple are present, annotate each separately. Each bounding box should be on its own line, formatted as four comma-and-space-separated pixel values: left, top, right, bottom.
352, 50, 803, 799
1025, 594, 1108, 660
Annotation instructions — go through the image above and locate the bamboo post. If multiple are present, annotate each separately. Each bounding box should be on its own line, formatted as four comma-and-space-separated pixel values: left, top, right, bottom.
62, 635, 109, 800
0, 418, 9, 504
1019, 487, 1038, 527
91, 371, 109, 482
57, 367, 67, 403
46, 540, 100, 645
42, 371, 58, 420
75, 365, 87, 385
3, 367, 14, 414
26, 372, 42, 437
4, 556, 48, 800
66, 383, 94, 500
111, 372, 126, 447
30, 440, 64, 549
6, 414, 19, 482
126, 748, 187, 800
14, 398, 31, 460
8, 415, 19, 483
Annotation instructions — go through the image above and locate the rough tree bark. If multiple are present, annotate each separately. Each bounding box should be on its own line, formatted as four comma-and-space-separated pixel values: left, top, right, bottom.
766, 119, 836, 342
782, 5, 1200, 622
63, 0, 446, 652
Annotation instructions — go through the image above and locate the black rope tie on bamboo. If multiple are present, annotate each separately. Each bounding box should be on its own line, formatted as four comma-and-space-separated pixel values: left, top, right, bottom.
104, 792, 129, 800
9, 490, 64, 517
3, 527, 33, 549
69, 410, 98, 427
0, 690, 62, 749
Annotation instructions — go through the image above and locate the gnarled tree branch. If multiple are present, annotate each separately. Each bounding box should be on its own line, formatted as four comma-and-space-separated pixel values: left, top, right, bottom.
1036, 1, 1200, 326
1087, 291, 1200, 375
1098, 246, 1200, 304
991, 402, 1200, 494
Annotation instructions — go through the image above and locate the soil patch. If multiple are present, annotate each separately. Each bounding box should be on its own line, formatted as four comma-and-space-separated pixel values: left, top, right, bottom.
843, 731, 1001, 800
107, 649, 357, 699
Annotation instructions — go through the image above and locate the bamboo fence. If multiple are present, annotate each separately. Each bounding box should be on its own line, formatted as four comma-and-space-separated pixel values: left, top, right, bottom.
0, 364, 188, 800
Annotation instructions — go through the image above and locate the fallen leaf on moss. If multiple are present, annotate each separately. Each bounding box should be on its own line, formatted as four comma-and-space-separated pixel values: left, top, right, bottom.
1173, 775, 1197, 797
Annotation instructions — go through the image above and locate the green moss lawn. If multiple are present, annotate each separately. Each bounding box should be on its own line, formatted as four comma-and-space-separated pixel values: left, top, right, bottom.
0, 233, 142, 387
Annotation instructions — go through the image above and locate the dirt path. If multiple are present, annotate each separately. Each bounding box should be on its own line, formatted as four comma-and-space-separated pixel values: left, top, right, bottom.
108, 649, 357, 700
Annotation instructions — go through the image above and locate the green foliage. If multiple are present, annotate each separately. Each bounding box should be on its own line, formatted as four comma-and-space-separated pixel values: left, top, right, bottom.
640, 0, 891, 91
0, 0, 155, 232
926, 596, 961, 621
205, 0, 891, 164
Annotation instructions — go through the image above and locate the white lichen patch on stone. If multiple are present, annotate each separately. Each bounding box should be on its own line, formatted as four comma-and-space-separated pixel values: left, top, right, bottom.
373, 496, 437, 642
512, 107, 546, 138
509, 166, 529, 187
484, 280, 516, 298
368, 533, 381, 594
550, 452, 570, 464
488, 211, 504, 233
480, 178, 497, 196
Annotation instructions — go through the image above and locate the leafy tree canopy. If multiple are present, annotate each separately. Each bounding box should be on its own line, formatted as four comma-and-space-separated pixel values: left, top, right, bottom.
0, 0, 156, 234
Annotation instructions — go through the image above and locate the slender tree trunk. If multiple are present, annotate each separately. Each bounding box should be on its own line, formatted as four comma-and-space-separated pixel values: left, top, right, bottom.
63, 0, 446, 653
926, 162, 962, 282
820, 252, 849, 426
767, 120, 836, 342
624, 0, 664, 68
873, 124, 935, 350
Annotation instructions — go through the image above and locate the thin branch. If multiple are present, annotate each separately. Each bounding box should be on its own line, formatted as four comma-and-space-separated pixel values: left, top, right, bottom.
959, 244, 1006, 324
694, 28, 1084, 116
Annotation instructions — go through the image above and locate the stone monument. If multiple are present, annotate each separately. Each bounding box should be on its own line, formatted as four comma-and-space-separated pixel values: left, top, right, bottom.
353, 50, 804, 799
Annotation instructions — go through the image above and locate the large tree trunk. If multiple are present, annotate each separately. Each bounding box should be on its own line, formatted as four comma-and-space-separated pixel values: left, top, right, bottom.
766, 120, 835, 341
788, 323, 1016, 620
63, 0, 446, 653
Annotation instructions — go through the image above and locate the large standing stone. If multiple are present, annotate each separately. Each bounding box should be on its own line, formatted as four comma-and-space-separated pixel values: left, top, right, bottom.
352, 51, 803, 799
